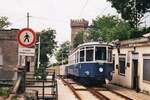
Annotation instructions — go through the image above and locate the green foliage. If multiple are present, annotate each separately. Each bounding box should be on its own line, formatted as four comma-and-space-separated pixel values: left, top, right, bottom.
89, 15, 132, 42
0, 87, 10, 97
130, 26, 150, 38
0, 16, 11, 29
107, 0, 150, 28
35, 28, 57, 79
35, 64, 47, 80
12, 96, 17, 100
73, 31, 84, 48
55, 41, 70, 63
38, 28, 57, 66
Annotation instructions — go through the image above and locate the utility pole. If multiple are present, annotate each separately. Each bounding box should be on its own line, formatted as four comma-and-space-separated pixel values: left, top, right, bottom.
25, 12, 30, 71
27, 12, 29, 28
134, 0, 138, 29
62, 53, 63, 66
37, 36, 40, 69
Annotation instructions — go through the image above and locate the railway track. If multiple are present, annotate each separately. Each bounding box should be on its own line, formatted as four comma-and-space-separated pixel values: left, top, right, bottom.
60, 78, 133, 100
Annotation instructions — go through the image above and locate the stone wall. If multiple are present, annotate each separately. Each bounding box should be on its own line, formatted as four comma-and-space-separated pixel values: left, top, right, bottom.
0, 29, 19, 80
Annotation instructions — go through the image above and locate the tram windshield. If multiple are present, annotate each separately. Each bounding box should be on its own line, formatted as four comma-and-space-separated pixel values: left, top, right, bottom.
80, 50, 84, 62
86, 47, 94, 61
95, 47, 106, 60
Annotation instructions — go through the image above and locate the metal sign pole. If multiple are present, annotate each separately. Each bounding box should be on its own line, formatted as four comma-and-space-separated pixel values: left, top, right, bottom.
42, 66, 45, 99
37, 36, 40, 69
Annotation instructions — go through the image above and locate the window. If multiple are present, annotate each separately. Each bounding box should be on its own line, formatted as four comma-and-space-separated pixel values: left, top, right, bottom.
119, 57, 126, 75
0, 48, 2, 65
77, 51, 79, 63
80, 50, 84, 62
143, 56, 150, 82
112, 54, 115, 71
108, 48, 112, 62
0, 55, 3, 65
75, 53, 77, 63
86, 47, 93, 61
95, 47, 106, 60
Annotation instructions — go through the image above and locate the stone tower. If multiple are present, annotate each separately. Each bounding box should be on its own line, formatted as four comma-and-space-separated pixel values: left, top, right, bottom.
70, 19, 88, 44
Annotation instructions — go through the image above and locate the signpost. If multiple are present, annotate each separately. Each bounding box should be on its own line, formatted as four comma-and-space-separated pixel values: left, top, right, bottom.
17, 28, 36, 48
17, 28, 36, 66
18, 47, 35, 56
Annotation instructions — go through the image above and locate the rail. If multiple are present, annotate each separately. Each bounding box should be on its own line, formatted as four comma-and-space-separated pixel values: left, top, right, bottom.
109, 89, 133, 100
88, 88, 110, 100
60, 78, 134, 100
60, 78, 82, 100
103, 85, 133, 100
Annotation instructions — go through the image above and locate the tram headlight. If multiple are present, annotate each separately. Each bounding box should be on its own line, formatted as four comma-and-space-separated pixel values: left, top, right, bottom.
99, 67, 103, 72
110, 72, 113, 76
85, 71, 90, 75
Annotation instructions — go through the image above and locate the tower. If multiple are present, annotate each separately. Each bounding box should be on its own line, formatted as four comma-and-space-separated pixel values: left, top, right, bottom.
70, 19, 89, 44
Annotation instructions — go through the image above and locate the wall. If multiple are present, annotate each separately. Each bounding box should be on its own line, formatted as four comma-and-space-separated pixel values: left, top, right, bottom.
135, 46, 150, 94
0, 29, 19, 80
111, 48, 133, 88
112, 44, 150, 94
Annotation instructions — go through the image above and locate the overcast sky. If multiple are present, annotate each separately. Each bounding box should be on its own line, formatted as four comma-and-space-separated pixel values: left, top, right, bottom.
0, 0, 119, 44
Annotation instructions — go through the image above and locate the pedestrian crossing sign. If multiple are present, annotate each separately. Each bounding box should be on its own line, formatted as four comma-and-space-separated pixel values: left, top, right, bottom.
17, 28, 36, 47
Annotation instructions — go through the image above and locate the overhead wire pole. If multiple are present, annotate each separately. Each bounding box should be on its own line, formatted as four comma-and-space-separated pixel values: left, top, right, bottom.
37, 36, 41, 69
27, 12, 29, 28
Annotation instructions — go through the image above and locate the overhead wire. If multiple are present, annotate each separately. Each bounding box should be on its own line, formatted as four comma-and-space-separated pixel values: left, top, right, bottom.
79, 0, 89, 18
30, 15, 67, 23
99, 6, 108, 16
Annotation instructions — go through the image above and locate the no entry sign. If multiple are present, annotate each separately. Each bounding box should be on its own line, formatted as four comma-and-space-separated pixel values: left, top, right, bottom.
17, 28, 36, 48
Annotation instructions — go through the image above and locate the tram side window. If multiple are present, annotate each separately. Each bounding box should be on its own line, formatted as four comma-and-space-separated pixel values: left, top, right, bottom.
95, 47, 106, 60
86, 49, 93, 61
80, 50, 84, 62
77, 52, 79, 63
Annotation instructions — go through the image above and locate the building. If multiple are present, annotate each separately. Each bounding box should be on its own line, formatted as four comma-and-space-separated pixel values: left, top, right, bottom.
111, 34, 150, 94
70, 19, 88, 44
0, 29, 19, 80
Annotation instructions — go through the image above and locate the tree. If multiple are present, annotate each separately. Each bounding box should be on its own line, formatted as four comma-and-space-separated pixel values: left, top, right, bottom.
73, 31, 84, 48
0, 16, 11, 29
107, 0, 150, 28
39, 28, 57, 66
35, 28, 57, 79
89, 15, 132, 42
55, 41, 71, 64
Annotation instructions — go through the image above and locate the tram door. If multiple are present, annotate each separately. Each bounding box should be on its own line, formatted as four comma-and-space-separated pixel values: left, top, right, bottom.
132, 59, 139, 91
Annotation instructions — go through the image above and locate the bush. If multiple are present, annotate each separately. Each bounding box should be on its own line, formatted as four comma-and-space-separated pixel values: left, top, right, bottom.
0, 87, 10, 97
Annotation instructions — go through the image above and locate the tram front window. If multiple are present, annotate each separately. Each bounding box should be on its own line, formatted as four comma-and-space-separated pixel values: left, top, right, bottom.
95, 47, 106, 60
80, 50, 84, 62
86, 49, 93, 61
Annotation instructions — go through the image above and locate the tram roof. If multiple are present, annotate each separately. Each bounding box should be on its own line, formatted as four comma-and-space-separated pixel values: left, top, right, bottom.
69, 42, 112, 55
78, 42, 110, 47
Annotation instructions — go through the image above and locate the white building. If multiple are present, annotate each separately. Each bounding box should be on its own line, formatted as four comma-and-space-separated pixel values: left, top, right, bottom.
111, 35, 150, 94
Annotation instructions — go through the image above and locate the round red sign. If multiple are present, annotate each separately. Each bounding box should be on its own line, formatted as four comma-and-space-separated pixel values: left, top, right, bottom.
17, 28, 36, 47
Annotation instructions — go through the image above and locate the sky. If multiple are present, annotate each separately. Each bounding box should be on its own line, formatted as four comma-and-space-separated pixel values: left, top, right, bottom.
0, 0, 118, 44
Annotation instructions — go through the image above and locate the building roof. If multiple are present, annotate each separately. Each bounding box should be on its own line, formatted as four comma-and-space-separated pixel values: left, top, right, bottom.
116, 34, 150, 48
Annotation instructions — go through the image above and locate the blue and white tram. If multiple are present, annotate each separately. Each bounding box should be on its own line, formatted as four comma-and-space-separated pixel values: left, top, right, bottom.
66, 42, 113, 84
